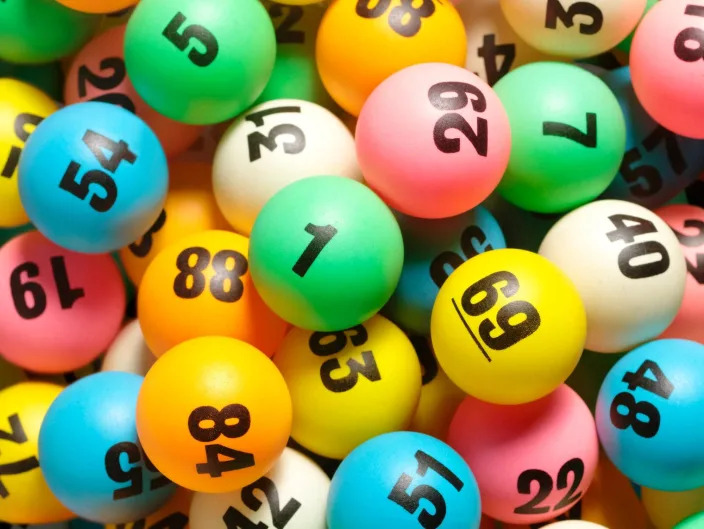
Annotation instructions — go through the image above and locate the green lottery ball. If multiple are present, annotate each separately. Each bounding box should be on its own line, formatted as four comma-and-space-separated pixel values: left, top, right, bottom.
494, 62, 626, 213
124, 0, 276, 125
256, 2, 334, 109
249, 176, 403, 331
0, 0, 99, 64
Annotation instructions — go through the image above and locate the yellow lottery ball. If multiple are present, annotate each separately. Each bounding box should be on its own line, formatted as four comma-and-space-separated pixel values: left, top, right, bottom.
431, 248, 586, 404
119, 162, 228, 285
273, 314, 422, 459
408, 336, 465, 440
316, 0, 467, 116
0, 382, 72, 524
138, 229, 288, 357
642, 485, 704, 529
0, 79, 58, 228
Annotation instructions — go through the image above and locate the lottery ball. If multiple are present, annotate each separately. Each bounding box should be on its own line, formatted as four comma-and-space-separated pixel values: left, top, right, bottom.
250, 176, 403, 331
39, 372, 175, 523
642, 485, 704, 529
457, 0, 560, 86
136, 336, 292, 492
631, 0, 704, 139
273, 315, 421, 459
138, 229, 287, 357
448, 385, 598, 524
190, 447, 330, 529
356, 63, 509, 219
54, 0, 138, 14
493, 62, 626, 213
213, 99, 361, 236
0, 0, 99, 63
327, 431, 481, 529
120, 161, 228, 285
657, 205, 704, 343
431, 248, 586, 405
18, 101, 168, 254
543, 523, 607, 529
408, 336, 466, 440
257, 2, 333, 108
0, 79, 58, 228
599, 67, 704, 209
500, 0, 647, 58
596, 339, 704, 491
384, 206, 506, 335
124, 0, 275, 124
539, 199, 686, 353
677, 512, 704, 529
65, 25, 202, 158
102, 320, 155, 376
0, 231, 125, 373
0, 382, 71, 524
105, 488, 193, 529
615, 0, 657, 54
316, 0, 467, 116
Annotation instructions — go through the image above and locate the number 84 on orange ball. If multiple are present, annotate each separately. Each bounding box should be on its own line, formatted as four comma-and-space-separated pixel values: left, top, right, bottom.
430, 248, 587, 405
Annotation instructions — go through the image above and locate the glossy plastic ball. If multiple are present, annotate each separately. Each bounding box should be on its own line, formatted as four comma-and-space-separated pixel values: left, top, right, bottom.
273, 315, 421, 459
0, 79, 58, 228
631, 0, 704, 139
124, 0, 276, 124
65, 25, 202, 158
596, 339, 704, 491
316, 0, 467, 116
657, 205, 704, 343
249, 176, 403, 331
599, 67, 704, 208
55, 0, 138, 14
213, 100, 361, 235
385, 206, 506, 335
39, 372, 175, 523
539, 199, 686, 353
119, 161, 228, 285
0, 382, 72, 525
493, 62, 626, 213
500, 0, 647, 58
102, 320, 155, 376
0, 231, 125, 373
18, 101, 168, 254
431, 248, 586, 404
0, 0, 99, 63
642, 485, 704, 529
136, 336, 292, 492
448, 385, 599, 524
327, 431, 481, 529
189, 448, 329, 529
138, 229, 288, 357
357, 63, 510, 218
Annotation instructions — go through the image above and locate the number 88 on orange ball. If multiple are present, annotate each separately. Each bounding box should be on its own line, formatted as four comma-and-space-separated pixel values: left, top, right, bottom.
431, 249, 586, 404
136, 336, 292, 492
137, 230, 288, 357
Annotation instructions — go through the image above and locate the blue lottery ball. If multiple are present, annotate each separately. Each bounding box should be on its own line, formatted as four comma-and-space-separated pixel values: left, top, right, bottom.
18, 101, 168, 253
599, 67, 704, 209
327, 431, 481, 529
595, 339, 704, 491
383, 206, 505, 335
38, 371, 175, 523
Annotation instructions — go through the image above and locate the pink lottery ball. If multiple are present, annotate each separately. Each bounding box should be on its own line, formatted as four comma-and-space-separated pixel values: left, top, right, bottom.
656, 204, 704, 343
447, 385, 598, 525
356, 62, 510, 219
0, 231, 125, 373
631, 0, 704, 139
65, 25, 203, 158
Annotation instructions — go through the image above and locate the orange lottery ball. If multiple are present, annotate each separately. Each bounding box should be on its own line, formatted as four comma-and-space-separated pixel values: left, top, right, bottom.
119, 161, 229, 285
138, 229, 288, 357
55, 0, 138, 14
316, 0, 467, 115
136, 336, 292, 493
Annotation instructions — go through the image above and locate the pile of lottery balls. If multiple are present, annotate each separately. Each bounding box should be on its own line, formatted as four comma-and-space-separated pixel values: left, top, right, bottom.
3, 0, 704, 528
